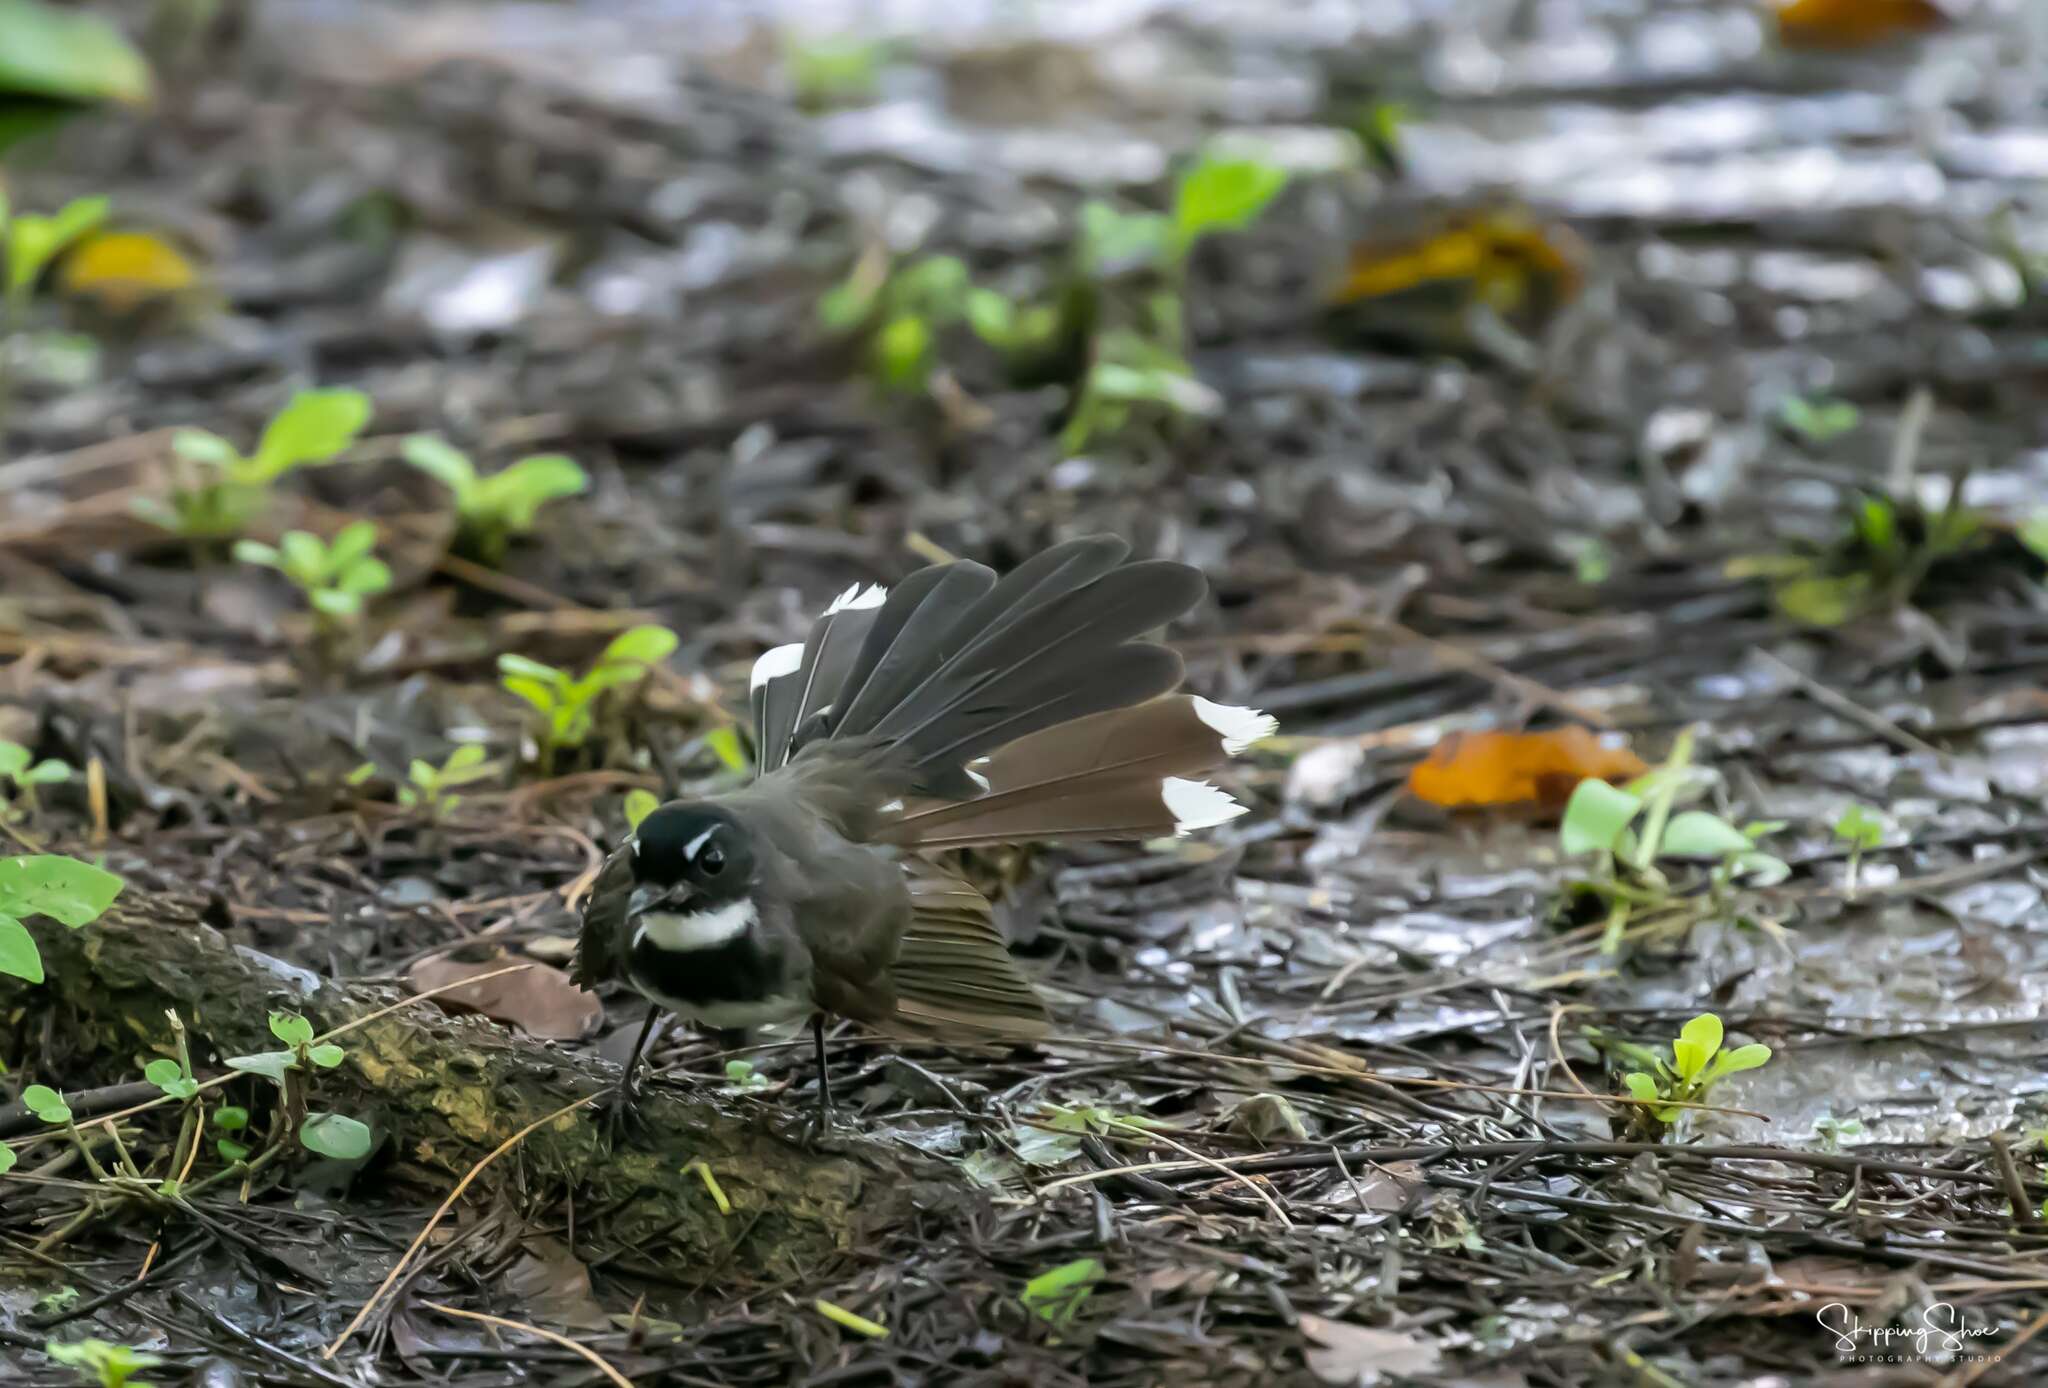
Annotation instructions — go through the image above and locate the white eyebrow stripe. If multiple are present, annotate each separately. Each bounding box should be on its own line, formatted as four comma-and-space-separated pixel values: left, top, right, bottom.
683, 826, 719, 859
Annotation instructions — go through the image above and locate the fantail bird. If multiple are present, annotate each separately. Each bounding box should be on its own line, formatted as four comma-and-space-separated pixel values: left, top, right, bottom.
571, 535, 1275, 1132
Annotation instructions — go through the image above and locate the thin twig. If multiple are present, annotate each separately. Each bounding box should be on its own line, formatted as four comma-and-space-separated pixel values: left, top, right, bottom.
423, 1300, 636, 1387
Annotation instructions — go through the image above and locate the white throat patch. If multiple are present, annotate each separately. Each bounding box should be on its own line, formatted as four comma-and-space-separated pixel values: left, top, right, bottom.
634, 898, 758, 952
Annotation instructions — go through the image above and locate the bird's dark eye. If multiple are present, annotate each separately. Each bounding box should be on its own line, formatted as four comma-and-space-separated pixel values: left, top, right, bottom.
699, 845, 726, 876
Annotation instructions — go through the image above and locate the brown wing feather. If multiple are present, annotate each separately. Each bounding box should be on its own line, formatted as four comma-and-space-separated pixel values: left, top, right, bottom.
876, 696, 1241, 850
882, 863, 1049, 1039
570, 845, 637, 991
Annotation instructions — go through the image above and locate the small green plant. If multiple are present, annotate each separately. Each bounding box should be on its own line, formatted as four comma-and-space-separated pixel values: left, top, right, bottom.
1021, 1257, 1105, 1338
1832, 803, 1887, 896
784, 32, 886, 108
225, 1011, 368, 1160
143, 1057, 197, 1101
42, 1337, 160, 1388
212, 1105, 251, 1163
0, 739, 71, 818
820, 253, 973, 392
498, 625, 679, 773
3, 193, 108, 315
1730, 488, 1985, 628
722, 1058, 772, 1093
1617, 1013, 1771, 1129
1558, 730, 1787, 952
0, 853, 125, 985
233, 520, 390, 634
1778, 393, 1860, 444
349, 744, 499, 821
135, 387, 372, 539
400, 434, 587, 564
1813, 1114, 1863, 1153
22, 1082, 70, 1123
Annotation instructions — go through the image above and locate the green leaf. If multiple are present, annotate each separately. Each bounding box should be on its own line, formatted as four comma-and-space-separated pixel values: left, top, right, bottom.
212, 1105, 249, 1131
1559, 779, 1643, 856
1658, 811, 1755, 860
224, 1050, 294, 1084
705, 726, 749, 776
307, 1043, 345, 1068
21, 759, 71, 785
500, 676, 558, 716
279, 529, 326, 582
0, 742, 29, 778
251, 387, 371, 477
1171, 156, 1287, 253
0, 914, 36, 983
21, 1083, 69, 1123
299, 1111, 372, 1160
1078, 200, 1169, 274
1775, 573, 1867, 627
1833, 804, 1885, 850
1621, 1071, 1662, 1105
327, 519, 379, 570
231, 539, 280, 569
888, 255, 969, 320
1708, 1042, 1772, 1079
0, 1, 151, 107
476, 454, 587, 530
269, 1011, 314, 1047
1779, 394, 1859, 443
400, 433, 477, 496
597, 625, 678, 669
171, 428, 240, 468
965, 287, 1016, 346
874, 312, 930, 389
43, 1338, 161, 1387
143, 1057, 196, 1099
624, 788, 660, 831
1854, 495, 1896, 554
4, 193, 108, 296
335, 557, 391, 597
309, 588, 362, 618
498, 653, 567, 686
0, 1143, 14, 1175
1021, 1256, 1104, 1329
215, 1137, 250, 1162
1671, 1013, 1724, 1083
0, 854, 124, 926
446, 744, 486, 772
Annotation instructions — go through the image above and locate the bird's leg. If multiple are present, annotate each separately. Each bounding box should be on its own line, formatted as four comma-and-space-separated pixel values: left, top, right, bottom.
812, 1013, 833, 1127
602, 1007, 663, 1149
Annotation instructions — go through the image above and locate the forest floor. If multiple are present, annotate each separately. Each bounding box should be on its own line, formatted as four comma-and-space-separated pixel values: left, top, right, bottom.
5, 1, 2048, 1384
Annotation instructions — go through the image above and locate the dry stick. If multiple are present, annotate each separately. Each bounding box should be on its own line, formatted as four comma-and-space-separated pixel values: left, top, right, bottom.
324, 1091, 603, 1360
1749, 648, 1941, 759
423, 1301, 636, 1388
1097, 1114, 1294, 1227
1989, 1133, 2048, 1233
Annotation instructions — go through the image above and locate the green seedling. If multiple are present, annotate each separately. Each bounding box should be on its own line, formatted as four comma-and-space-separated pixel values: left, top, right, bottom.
225, 1012, 365, 1161
42, 1337, 160, 1388
0, 853, 125, 985
1169, 153, 1289, 261
498, 624, 678, 773
785, 32, 886, 108
0, 739, 71, 818
400, 434, 587, 564
1778, 393, 1860, 444
2, 193, 107, 312
1558, 730, 1787, 953
1730, 487, 1985, 628
1813, 1114, 1862, 1154
1022, 1257, 1104, 1338
234, 520, 391, 633
722, 1058, 772, 1093
136, 387, 372, 539
22, 1082, 69, 1123
624, 787, 660, 832
1061, 327, 1220, 451
820, 252, 973, 392
1832, 803, 1886, 897
350, 744, 500, 821
143, 1058, 197, 1101
1619, 1012, 1771, 1132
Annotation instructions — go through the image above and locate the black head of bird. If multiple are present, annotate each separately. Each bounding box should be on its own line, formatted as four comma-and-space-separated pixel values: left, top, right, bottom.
572, 534, 1277, 1132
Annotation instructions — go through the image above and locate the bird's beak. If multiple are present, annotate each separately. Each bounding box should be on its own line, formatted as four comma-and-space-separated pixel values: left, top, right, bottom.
627, 883, 689, 917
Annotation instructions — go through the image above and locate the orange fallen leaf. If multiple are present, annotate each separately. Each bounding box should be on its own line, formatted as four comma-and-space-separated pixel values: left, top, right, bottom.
59, 230, 199, 312
1332, 211, 1582, 320
408, 949, 602, 1041
1776, 0, 1945, 49
1406, 727, 1647, 811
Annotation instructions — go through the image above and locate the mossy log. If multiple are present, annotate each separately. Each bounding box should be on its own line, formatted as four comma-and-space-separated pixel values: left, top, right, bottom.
5, 896, 920, 1273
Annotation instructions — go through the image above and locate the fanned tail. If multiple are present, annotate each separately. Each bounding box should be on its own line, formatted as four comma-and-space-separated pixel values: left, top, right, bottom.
884, 865, 1050, 1039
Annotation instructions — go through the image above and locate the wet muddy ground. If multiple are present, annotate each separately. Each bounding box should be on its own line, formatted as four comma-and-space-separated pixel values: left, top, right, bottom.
5, 1, 2048, 1384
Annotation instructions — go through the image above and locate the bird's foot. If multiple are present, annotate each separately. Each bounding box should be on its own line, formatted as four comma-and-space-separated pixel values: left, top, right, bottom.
596, 1074, 647, 1152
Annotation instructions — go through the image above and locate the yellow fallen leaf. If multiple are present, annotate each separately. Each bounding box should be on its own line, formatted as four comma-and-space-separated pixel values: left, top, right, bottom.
1332, 211, 1581, 318
58, 229, 198, 311
1406, 727, 1647, 811
1776, 0, 1945, 49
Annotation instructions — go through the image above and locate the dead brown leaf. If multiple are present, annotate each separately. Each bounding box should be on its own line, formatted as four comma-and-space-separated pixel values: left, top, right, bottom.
1298, 1315, 1442, 1386
407, 949, 601, 1040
